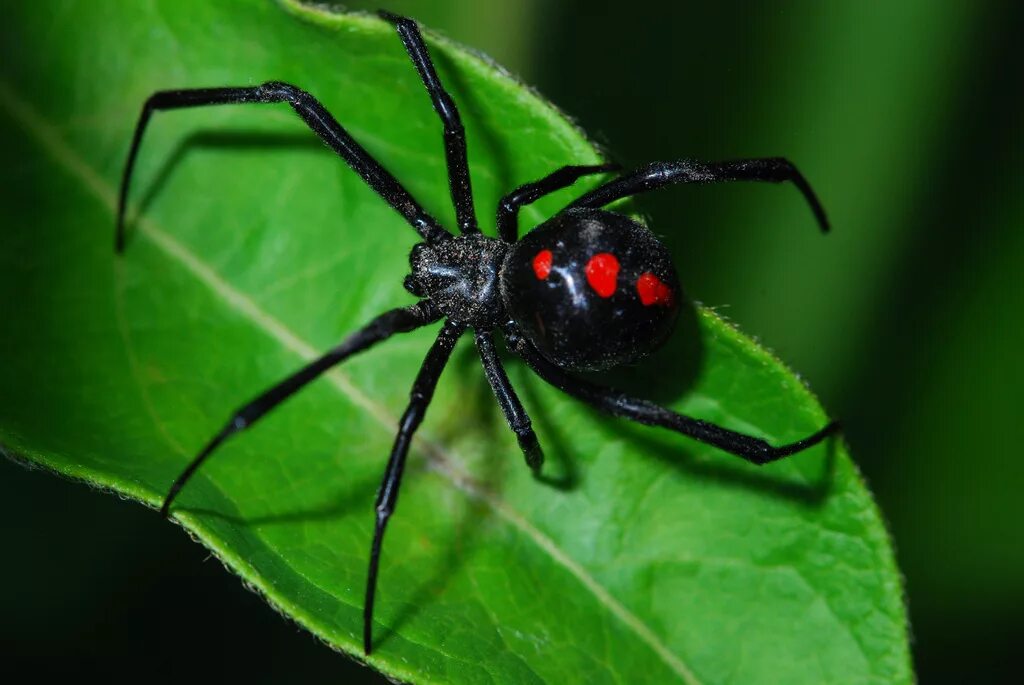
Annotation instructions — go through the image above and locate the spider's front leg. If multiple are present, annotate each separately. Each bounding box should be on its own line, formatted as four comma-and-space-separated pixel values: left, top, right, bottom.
568, 157, 831, 234
364, 320, 464, 655
159, 301, 441, 518
379, 11, 478, 236
504, 326, 840, 465
496, 163, 619, 243
116, 81, 450, 251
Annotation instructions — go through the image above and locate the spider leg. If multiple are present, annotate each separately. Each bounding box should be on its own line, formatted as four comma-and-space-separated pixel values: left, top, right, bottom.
159, 301, 441, 518
497, 163, 620, 243
364, 320, 464, 655
505, 326, 840, 465
568, 158, 830, 233
475, 331, 543, 471
116, 82, 450, 252
379, 11, 478, 236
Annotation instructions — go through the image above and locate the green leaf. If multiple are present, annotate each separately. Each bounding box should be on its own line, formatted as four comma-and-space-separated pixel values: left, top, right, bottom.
0, 1, 911, 683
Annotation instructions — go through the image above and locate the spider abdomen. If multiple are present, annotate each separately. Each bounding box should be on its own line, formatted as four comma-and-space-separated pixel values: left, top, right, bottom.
500, 208, 681, 371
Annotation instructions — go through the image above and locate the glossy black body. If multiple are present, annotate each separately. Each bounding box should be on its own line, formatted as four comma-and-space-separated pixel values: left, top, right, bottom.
503, 208, 681, 371
116, 10, 839, 657
405, 209, 681, 372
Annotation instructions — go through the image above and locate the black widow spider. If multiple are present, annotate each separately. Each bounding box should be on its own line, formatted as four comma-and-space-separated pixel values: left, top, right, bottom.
116, 11, 840, 656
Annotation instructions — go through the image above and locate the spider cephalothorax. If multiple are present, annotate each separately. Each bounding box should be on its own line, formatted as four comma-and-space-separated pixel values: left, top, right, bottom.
116, 10, 840, 655
406, 234, 508, 327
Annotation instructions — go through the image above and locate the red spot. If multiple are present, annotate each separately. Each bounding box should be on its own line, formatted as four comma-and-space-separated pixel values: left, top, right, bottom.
532, 249, 553, 280
585, 253, 620, 298
636, 272, 674, 306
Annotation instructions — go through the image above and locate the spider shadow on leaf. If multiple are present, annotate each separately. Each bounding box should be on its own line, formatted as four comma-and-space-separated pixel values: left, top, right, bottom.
175, 399, 500, 653
180, 468, 382, 527
376, 483, 493, 652
505, 300, 704, 494
508, 293, 706, 493
122, 129, 325, 245
625, 420, 838, 507
182, 342, 517, 651
527, 377, 837, 508
593, 287, 704, 405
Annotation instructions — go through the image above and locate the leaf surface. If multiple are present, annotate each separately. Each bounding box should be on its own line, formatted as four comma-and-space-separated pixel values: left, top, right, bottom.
0, 1, 910, 683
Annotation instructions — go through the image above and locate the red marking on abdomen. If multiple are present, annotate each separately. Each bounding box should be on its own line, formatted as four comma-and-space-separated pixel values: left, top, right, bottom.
585, 253, 620, 298
532, 249, 553, 280
636, 272, 674, 306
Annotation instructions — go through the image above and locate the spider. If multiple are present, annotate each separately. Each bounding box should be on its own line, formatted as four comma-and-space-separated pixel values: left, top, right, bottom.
116, 11, 840, 656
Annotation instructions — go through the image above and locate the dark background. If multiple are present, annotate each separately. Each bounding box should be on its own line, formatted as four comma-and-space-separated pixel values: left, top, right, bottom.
4, 1, 1021, 682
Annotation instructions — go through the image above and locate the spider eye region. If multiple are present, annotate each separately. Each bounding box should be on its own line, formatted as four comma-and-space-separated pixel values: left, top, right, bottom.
501, 208, 682, 371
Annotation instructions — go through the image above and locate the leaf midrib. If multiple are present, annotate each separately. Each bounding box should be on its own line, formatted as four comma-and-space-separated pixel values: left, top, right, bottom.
0, 81, 701, 685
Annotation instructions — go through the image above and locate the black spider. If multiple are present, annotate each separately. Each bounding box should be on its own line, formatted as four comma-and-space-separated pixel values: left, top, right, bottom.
116, 11, 840, 655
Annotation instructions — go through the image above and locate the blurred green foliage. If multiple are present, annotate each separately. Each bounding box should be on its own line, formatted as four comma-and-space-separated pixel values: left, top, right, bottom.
2, 1, 1020, 682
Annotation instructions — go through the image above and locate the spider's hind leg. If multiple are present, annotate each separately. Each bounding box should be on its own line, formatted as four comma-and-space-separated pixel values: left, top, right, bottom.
496, 163, 619, 243
568, 157, 830, 234
506, 325, 840, 466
